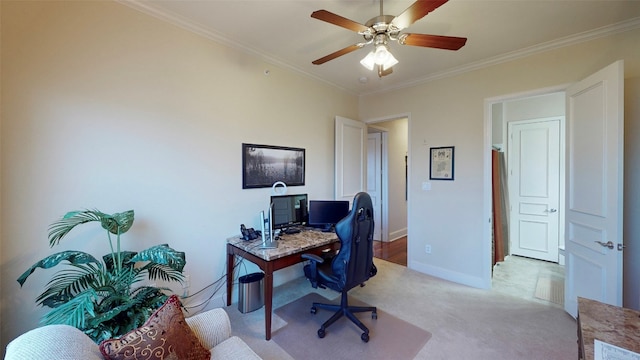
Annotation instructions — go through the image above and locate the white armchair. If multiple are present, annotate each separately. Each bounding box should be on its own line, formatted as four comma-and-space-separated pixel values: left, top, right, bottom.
4, 308, 261, 360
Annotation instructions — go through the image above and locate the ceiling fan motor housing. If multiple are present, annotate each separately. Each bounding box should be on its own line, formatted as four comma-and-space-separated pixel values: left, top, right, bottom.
363, 15, 401, 42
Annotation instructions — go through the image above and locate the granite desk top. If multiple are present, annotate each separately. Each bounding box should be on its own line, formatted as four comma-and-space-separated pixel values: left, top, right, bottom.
578, 297, 640, 360
227, 229, 339, 261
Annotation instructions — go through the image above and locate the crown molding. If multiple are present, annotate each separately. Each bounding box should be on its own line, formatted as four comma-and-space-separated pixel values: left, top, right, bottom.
362, 17, 640, 96
117, 1, 639, 97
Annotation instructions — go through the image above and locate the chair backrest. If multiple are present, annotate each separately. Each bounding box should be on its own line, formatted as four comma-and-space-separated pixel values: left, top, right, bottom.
332, 192, 375, 291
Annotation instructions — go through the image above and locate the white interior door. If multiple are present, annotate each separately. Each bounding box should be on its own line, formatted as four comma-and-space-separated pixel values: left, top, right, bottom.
367, 132, 382, 240
508, 118, 560, 262
564, 60, 624, 317
335, 116, 366, 203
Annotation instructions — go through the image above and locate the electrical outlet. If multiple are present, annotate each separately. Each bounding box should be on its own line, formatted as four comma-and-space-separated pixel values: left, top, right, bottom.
425, 245, 432, 254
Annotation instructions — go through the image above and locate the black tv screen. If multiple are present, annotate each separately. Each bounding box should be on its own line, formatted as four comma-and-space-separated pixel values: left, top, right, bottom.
270, 194, 308, 230
308, 200, 350, 229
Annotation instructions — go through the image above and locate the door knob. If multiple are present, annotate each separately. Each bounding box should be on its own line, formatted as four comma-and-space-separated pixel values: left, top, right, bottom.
595, 240, 614, 249
544, 209, 557, 213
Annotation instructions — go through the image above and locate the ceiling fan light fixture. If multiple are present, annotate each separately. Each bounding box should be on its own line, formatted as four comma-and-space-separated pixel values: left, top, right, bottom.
360, 51, 376, 70
373, 44, 390, 64
381, 51, 398, 70
360, 44, 398, 71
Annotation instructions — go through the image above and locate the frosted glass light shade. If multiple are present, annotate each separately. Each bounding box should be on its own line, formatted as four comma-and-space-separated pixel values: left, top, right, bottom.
360, 45, 398, 71
360, 51, 376, 70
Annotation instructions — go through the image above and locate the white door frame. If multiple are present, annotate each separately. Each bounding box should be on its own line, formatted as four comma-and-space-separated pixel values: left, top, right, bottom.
367, 131, 384, 241
366, 124, 389, 242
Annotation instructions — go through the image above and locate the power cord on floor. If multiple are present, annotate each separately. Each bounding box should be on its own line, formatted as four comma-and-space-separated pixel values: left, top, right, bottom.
180, 240, 265, 313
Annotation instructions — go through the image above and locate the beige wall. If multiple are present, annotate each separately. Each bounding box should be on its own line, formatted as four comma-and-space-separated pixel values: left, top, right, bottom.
3, 0, 640, 352
0, 0, 357, 350
360, 28, 640, 291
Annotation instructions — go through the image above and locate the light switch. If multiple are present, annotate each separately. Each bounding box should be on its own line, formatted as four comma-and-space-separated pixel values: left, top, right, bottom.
422, 182, 431, 191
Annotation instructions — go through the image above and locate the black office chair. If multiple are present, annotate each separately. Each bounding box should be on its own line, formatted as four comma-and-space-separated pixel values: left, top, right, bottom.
302, 192, 378, 342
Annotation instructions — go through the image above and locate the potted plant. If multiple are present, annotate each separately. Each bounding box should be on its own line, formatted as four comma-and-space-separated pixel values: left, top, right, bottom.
17, 209, 186, 343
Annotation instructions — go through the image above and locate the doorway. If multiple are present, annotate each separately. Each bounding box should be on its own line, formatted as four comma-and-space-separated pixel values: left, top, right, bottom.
490, 91, 566, 292
367, 116, 409, 265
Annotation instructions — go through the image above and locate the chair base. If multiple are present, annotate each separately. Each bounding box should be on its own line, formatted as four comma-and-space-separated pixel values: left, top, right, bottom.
310, 292, 377, 342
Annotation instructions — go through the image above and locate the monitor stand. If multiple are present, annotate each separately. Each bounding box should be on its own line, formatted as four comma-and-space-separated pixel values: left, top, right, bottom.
259, 239, 278, 249
260, 207, 278, 249
260, 228, 278, 249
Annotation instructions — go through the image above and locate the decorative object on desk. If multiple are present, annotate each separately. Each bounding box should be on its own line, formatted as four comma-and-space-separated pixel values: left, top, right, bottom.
242, 143, 305, 189
429, 146, 455, 180
17, 209, 186, 343
272, 181, 287, 195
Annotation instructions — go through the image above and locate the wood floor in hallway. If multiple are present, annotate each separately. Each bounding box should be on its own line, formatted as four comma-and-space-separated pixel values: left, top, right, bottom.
373, 236, 407, 266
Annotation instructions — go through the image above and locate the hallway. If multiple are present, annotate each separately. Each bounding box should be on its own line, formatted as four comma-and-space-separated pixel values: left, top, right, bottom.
374, 239, 565, 308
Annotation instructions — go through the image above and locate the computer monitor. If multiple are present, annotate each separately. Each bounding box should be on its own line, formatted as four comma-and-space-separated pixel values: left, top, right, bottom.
308, 200, 350, 231
270, 194, 308, 230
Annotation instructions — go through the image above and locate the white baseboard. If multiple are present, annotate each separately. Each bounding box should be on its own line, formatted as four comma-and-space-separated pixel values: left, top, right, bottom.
388, 228, 407, 241
410, 260, 490, 289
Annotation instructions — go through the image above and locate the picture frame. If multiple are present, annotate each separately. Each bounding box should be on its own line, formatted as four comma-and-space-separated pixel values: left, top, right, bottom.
242, 143, 305, 189
430, 146, 455, 180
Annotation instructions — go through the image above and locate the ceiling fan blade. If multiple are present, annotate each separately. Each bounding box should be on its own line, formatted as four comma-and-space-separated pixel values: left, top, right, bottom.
391, 0, 449, 30
312, 44, 364, 65
399, 33, 467, 50
311, 10, 370, 33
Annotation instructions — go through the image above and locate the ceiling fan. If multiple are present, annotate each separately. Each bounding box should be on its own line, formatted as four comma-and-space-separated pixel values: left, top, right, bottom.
311, 0, 467, 77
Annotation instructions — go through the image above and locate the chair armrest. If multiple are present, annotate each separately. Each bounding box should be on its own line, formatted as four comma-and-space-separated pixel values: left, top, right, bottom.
5, 325, 103, 360
302, 253, 324, 289
186, 308, 232, 349
301, 253, 324, 263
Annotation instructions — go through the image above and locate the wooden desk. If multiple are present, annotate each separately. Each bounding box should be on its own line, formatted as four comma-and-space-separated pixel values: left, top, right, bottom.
226, 230, 340, 340
577, 297, 640, 360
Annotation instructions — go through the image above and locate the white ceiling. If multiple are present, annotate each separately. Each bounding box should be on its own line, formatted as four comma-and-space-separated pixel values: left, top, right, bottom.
125, 0, 640, 96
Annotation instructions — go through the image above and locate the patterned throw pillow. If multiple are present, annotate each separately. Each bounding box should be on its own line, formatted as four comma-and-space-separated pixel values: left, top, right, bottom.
99, 295, 210, 360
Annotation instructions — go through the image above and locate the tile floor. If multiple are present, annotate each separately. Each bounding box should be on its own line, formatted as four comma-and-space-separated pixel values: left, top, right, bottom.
492, 255, 565, 308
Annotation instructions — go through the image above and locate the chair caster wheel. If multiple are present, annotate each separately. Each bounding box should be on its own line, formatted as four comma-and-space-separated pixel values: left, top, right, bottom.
372, 311, 378, 319
361, 332, 369, 342
318, 329, 326, 338
310, 306, 317, 314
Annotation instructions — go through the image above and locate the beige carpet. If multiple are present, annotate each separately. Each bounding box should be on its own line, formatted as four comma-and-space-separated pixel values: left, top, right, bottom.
534, 275, 564, 305
224, 259, 576, 360
272, 292, 431, 360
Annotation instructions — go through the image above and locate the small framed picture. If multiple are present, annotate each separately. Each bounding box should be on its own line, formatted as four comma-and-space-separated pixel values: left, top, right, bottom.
430, 146, 455, 180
